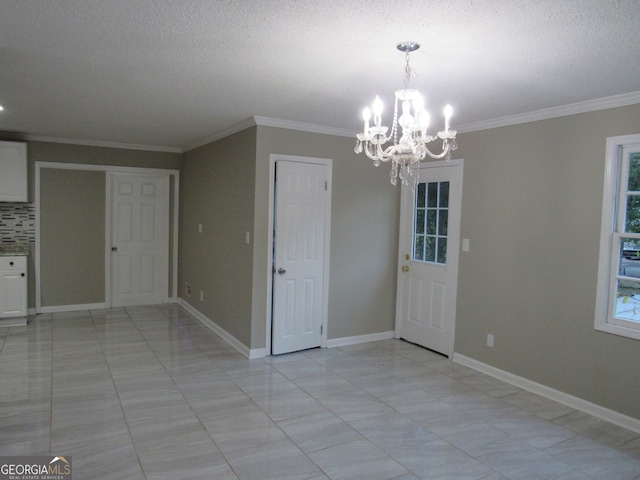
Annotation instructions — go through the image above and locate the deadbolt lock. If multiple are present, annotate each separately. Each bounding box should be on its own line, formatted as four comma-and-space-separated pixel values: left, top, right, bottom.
405, 254, 410, 260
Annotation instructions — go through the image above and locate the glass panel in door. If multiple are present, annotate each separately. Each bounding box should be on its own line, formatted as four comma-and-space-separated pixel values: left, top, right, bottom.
413, 181, 450, 265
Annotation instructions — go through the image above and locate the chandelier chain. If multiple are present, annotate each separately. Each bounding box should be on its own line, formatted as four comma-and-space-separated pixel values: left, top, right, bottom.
404, 51, 412, 89
392, 96, 399, 145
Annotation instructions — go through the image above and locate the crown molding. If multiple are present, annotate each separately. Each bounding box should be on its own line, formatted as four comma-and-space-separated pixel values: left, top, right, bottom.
183, 117, 257, 152
21, 134, 182, 153
14, 90, 640, 153
183, 116, 357, 152
457, 91, 640, 134
253, 116, 358, 138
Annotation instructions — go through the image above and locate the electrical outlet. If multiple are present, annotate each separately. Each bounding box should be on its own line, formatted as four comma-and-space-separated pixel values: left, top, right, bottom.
185, 282, 192, 298
487, 334, 494, 348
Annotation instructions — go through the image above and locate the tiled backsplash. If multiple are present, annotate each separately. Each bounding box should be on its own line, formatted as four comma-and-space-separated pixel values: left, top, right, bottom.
0, 203, 35, 245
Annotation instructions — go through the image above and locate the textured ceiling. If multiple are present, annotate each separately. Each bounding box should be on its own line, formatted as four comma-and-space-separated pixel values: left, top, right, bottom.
0, 0, 639, 151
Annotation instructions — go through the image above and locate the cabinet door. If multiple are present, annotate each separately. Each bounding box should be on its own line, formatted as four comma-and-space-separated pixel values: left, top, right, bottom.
0, 141, 28, 202
0, 270, 27, 317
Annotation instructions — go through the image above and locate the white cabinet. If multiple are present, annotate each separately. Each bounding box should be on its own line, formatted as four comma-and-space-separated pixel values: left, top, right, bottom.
0, 141, 28, 202
0, 256, 28, 324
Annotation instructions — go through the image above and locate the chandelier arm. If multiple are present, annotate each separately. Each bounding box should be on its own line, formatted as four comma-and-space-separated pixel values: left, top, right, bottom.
363, 140, 391, 163
362, 138, 408, 164
383, 143, 403, 159
422, 142, 452, 160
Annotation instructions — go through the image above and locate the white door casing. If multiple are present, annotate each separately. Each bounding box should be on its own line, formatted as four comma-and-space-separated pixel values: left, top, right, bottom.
396, 160, 463, 357
109, 173, 170, 307
271, 158, 331, 355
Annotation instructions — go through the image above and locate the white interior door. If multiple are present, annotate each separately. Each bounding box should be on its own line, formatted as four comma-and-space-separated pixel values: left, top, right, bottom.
110, 173, 169, 307
396, 160, 463, 356
272, 160, 330, 355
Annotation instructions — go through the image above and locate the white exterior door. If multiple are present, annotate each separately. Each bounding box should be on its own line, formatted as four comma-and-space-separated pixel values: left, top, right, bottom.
396, 160, 463, 356
110, 173, 169, 307
272, 160, 330, 355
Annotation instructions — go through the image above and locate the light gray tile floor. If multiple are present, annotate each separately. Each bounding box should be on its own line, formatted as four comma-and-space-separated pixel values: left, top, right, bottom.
1, 304, 639, 479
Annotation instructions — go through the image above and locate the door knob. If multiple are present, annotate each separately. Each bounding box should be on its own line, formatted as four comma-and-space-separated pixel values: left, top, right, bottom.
277, 268, 286, 275
111, 246, 118, 252
402, 265, 410, 272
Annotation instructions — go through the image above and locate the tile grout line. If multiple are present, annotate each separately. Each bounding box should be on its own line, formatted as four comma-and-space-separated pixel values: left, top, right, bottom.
124, 305, 244, 479
91, 308, 149, 479
301, 343, 578, 479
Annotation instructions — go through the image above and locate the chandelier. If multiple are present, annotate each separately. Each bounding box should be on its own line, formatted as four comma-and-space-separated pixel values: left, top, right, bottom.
354, 41, 458, 189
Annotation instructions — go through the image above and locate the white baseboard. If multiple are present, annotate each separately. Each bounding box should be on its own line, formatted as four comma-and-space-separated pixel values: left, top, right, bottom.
177, 301, 396, 358
453, 353, 640, 434
327, 330, 395, 348
39, 302, 108, 314
178, 299, 256, 359
35, 299, 177, 315
0, 316, 27, 327
248, 347, 268, 359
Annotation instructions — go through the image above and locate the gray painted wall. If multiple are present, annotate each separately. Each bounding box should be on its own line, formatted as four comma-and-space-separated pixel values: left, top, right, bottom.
40, 169, 105, 306
454, 103, 640, 420
252, 126, 400, 348
179, 126, 400, 351
28, 141, 182, 201
29, 141, 181, 307
179, 128, 257, 347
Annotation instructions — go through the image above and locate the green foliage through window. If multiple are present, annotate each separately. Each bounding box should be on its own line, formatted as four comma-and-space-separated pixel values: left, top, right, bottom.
625, 153, 640, 233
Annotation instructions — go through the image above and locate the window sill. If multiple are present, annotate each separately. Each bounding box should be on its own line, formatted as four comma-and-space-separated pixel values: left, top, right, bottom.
595, 321, 640, 341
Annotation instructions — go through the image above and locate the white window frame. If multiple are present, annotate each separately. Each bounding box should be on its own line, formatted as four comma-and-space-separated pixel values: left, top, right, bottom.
595, 134, 640, 340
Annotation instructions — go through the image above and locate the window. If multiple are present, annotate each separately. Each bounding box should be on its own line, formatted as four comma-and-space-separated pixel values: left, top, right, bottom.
413, 181, 449, 264
595, 134, 640, 340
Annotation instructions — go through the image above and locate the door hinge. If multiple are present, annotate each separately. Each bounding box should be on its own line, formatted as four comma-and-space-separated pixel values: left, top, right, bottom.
321, 324, 323, 335
324, 180, 328, 191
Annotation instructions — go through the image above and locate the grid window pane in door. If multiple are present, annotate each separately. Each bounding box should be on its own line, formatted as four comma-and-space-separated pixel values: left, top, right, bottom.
413, 181, 450, 264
